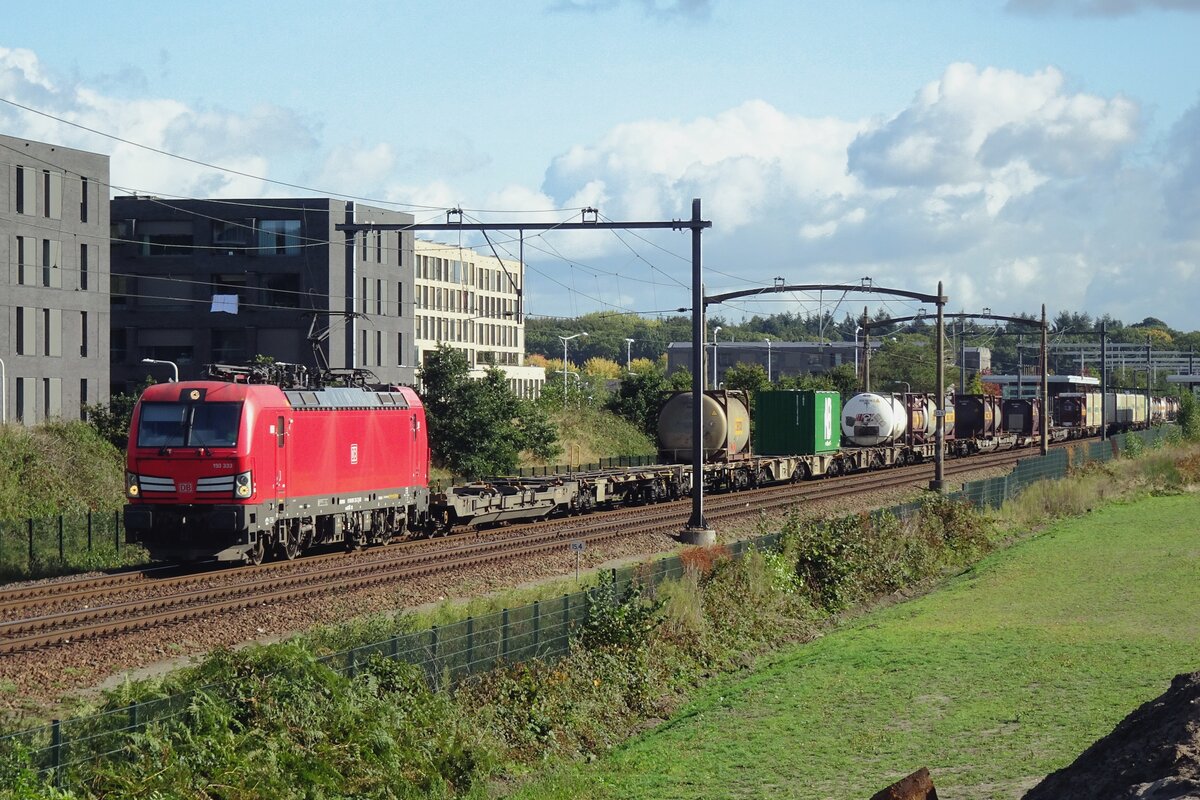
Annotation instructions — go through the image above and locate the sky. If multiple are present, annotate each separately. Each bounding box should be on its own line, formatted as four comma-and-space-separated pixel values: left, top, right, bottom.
4, 0, 1200, 333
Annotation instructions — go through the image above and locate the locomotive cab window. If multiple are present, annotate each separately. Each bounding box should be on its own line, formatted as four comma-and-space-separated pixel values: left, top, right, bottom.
136, 402, 243, 448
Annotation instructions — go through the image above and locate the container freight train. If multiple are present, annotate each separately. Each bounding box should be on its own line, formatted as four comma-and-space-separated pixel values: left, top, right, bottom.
125, 378, 1177, 565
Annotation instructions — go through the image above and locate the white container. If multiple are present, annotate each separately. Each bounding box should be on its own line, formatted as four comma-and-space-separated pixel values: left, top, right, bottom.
842, 392, 907, 446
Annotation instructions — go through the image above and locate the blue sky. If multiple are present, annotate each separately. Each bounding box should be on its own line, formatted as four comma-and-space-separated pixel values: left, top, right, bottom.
4, 0, 1200, 331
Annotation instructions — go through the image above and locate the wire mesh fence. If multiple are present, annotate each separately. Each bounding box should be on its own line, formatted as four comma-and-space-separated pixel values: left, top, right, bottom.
0, 425, 1179, 784
0, 510, 130, 580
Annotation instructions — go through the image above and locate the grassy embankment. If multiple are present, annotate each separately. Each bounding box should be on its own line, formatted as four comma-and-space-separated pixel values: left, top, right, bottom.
510, 448, 1200, 799
2, 435, 1194, 799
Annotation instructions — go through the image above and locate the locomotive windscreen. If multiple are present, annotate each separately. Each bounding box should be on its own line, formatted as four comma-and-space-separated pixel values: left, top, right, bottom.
136, 402, 243, 448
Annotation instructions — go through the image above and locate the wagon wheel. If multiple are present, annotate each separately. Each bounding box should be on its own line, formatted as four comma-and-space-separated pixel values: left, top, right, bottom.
245, 539, 265, 566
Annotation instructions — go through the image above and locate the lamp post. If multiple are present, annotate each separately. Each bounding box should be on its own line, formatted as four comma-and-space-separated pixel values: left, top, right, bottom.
141, 358, 179, 383
892, 381, 911, 395
624, 338, 635, 371
558, 333, 587, 406
763, 338, 772, 382
711, 326, 722, 388
854, 325, 861, 386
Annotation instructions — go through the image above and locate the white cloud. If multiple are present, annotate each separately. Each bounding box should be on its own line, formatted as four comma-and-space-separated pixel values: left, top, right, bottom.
0, 47, 319, 199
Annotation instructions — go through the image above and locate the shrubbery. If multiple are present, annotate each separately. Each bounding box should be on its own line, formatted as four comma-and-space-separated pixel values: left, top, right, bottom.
0, 494, 998, 799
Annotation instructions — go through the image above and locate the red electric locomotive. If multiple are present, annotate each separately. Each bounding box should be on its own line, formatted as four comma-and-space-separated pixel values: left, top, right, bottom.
124, 379, 429, 564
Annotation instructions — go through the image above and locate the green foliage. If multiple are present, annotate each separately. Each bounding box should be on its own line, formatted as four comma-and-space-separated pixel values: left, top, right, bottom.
1177, 393, 1200, 441
578, 571, 663, 653
721, 362, 768, 393
0, 421, 124, 520
83, 378, 153, 451
604, 365, 669, 438
420, 345, 561, 478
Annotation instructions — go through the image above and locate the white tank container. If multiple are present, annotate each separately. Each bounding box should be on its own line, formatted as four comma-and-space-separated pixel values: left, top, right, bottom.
842, 392, 907, 446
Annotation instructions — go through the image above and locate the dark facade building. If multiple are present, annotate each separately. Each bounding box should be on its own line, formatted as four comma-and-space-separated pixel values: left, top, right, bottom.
667, 340, 874, 385
109, 197, 416, 392
1, 134, 110, 425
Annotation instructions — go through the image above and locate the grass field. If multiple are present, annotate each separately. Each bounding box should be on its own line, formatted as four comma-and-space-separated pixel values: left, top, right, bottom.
508, 492, 1200, 800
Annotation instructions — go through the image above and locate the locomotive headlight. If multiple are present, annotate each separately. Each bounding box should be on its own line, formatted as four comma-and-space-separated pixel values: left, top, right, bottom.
126, 472, 140, 498
235, 470, 253, 499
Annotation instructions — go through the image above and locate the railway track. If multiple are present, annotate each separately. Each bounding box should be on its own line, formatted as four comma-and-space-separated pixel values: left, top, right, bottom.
0, 445, 1034, 655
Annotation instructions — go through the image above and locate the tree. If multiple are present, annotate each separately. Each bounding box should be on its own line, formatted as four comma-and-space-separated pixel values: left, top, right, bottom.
605, 365, 669, 437
85, 377, 155, 450
722, 362, 769, 394
583, 356, 621, 379
418, 345, 560, 478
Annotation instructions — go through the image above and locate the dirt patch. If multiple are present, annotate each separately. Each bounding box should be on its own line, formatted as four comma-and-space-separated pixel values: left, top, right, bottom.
1023, 670, 1200, 799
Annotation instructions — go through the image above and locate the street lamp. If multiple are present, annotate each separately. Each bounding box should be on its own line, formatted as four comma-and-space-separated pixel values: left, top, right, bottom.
711, 326, 722, 388
624, 338, 635, 370
558, 332, 587, 406
763, 339, 772, 382
854, 325, 862, 383
891, 381, 911, 395
142, 358, 179, 383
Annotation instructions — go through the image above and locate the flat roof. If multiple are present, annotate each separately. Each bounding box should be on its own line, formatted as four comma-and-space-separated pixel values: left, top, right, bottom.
1166, 375, 1200, 384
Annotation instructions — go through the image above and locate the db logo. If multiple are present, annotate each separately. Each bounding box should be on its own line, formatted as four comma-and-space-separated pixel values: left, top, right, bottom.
350, 444, 359, 465
179, 482, 194, 494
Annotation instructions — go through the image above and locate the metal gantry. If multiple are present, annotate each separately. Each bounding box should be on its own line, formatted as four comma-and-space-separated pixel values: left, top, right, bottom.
337, 199, 716, 543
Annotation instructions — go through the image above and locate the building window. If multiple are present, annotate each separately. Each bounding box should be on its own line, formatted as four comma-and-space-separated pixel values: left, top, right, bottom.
15, 166, 33, 215
257, 219, 301, 255
44, 378, 62, 418
211, 273, 248, 299
376, 279, 383, 315
80, 379, 88, 420
42, 239, 61, 287
80, 177, 89, 223
212, 219, 254, 249
397, 333, 404, 366
111, 274, 131, 308
375, 231, 383, 264
138, 221, 194, 256
211, 329, 246, 362
397, 282, 403, 316
262, 273, 301, 308
376, 330, 383, 367
15, 378, 30, 423
79, 243, 89, 290
43, 170, 62, 219
44, 308, 62, 357
16, 308, 34, 355
16, 236, 35, 286
81, 311, 89, 358
111, 329, 127, 363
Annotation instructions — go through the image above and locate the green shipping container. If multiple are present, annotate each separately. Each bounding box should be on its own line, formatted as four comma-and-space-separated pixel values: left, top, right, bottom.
753, 390, 842, 456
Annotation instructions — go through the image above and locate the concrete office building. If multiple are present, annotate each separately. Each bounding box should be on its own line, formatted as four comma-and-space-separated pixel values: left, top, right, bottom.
109, 197, 416, 392
1, 134, 110, 424
414, 240, 544, 398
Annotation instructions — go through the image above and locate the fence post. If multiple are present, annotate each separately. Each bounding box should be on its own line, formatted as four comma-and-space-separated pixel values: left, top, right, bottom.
28, 519, 34, 570
562, 593, 570, 654
466, 616, 474, 675
50, 718, 63, 786
87, 511, 93, 552
501, 608, 509, 661
115, 510, 120, 552
429, 626, 439, 691
533, 600, 540, 649
58, 516, 64, 563
129, 702, 139, 731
